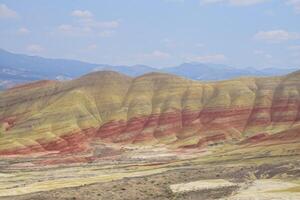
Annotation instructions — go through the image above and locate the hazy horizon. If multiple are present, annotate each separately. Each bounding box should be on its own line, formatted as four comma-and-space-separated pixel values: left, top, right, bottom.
1, 47, 300, 71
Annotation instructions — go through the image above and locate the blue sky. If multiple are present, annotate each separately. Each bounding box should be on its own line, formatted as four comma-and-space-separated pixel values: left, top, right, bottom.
0, 0, 300, 68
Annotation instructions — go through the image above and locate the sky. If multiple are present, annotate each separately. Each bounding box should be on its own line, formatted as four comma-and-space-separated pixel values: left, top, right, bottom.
0, 0, 300, 69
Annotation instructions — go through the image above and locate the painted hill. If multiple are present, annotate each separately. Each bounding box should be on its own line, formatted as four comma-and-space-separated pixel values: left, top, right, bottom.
93, 64, 158, 77
0, 70, 299, 156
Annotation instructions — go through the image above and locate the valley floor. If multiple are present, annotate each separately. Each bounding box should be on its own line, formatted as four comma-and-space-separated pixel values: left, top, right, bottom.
0, 143, 299, 200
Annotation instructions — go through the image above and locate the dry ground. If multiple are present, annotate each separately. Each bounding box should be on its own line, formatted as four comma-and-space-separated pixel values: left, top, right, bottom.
0, 142, 299, 200
0, 158, 299, 200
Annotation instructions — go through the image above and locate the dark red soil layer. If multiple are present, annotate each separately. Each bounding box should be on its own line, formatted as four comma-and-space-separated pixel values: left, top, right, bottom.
0, 99, 299, 157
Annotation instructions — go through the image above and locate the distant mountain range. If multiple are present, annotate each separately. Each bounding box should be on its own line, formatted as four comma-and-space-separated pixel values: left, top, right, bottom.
0, 49, 97, 89
164, 63, 299, 81
0, 48, 298, 89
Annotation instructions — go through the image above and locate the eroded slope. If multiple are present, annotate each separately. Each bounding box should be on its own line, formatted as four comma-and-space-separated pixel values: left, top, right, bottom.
0, 70, 300, 156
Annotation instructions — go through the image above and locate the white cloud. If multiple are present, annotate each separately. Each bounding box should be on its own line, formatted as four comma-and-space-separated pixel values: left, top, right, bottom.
288, 45, 300, 57
254, 30, 300, 43
58, 24, 74, 32
27, 44, 44, 54
18, 27, 30, 35
58, 11, 119, 37
164, 0, 185, 2
58, 24, 92, 35
200, 0, 300, 12
152, 50, 171, 59
87, 44, 97, 50
201, 0, 224, 5
58, 20, 119, 37
140, 50, 171, 60
200, 0, 269, 6
79, 18, 119, 29
196, 43, 205, 48
71, 10, 93, 18
161, 38, 177, 48
254, 50, 272, 59
264, 9, 275, 16
0, 4, 18, 19
230, 0, 269, 6
286, 0, 300, 13
98, 30, 115, 37
186, 54, 227, 63
288, 45, 300, 51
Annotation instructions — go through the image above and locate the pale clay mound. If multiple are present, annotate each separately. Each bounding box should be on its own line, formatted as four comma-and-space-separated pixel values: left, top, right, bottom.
170, 179, 300, 200
170, 179, 238, 193
227, 179, 300, 200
